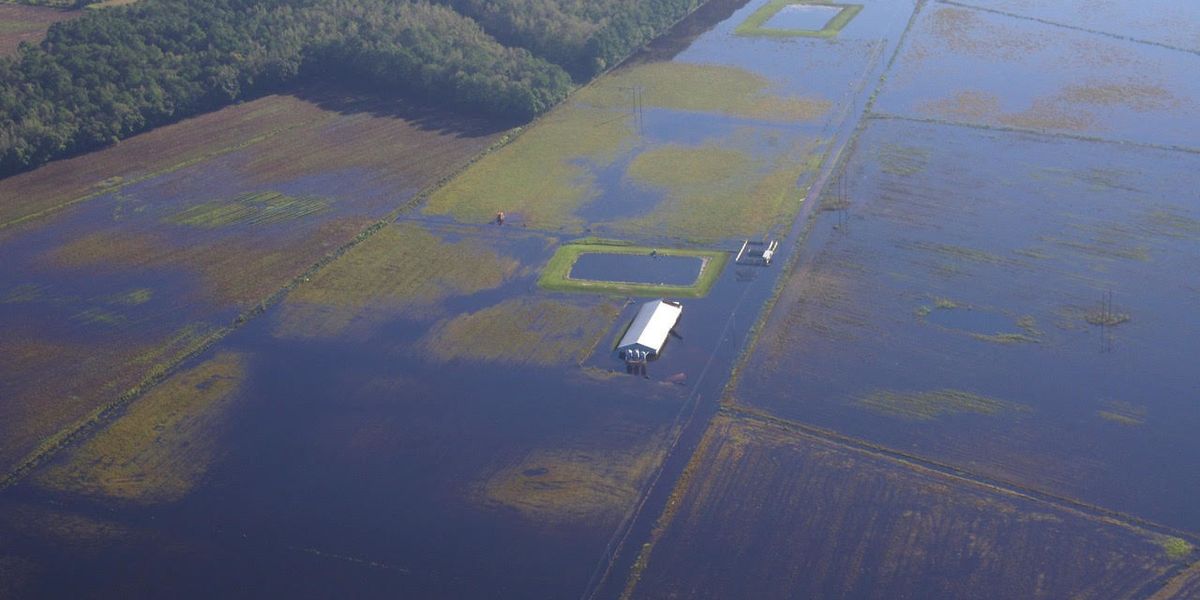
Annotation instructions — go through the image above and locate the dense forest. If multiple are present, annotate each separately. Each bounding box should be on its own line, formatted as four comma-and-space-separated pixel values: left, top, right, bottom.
0, 0, 704, 176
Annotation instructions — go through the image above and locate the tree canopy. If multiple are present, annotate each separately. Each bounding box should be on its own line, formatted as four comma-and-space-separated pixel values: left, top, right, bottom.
0, 0, 703, 176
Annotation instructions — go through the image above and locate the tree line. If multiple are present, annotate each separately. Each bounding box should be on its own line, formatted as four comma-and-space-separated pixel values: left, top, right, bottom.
0, 0, 704, 177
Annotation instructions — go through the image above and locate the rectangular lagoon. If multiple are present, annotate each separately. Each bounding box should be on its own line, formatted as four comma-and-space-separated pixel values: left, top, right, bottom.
569, 253, 702, 286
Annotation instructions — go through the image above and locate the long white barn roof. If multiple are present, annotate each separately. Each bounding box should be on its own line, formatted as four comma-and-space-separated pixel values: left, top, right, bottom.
618, 299, 682, 354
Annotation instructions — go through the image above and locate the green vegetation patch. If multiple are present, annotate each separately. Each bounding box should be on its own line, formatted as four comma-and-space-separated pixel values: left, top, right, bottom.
735, 0, 863, 38
475, 439, 667, 525
582, 62, 831, 122
1161, 537, 1194, 561
423, 103, 633, 230
37, 352, 247, 504
168, 191, 329, 228
276, 223, 520, 339
538, 241, 727, 298
420, 297, 620, 367
856, 388, 1027, 421
610, 139, 821, 242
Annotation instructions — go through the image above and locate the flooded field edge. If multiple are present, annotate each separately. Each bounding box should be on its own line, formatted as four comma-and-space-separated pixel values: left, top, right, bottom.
618, 408, 1197, 599
584, 5, 916, 593
941, 0, 1200, 57
0, 128, 521, 490
866, 112, 1200, 157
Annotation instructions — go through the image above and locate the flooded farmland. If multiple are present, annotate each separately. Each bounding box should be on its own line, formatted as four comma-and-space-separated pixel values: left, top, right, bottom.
2, 0, 1200, 597
0, 91, 502, 489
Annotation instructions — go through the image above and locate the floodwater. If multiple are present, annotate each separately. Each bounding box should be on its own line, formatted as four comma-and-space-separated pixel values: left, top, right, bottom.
736, 116, 1200, 532
0, 1, 792, 597
4, 0, 1199, 597
569, 253, 702, 286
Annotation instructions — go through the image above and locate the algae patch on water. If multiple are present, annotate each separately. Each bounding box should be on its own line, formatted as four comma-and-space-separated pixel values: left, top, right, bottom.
419, 297, 620, 367
856, 388, 1027, 421
583, 62, 831, 122
276, 223, 520, 339
167, 191, 329, 228
36, 352, 247, 504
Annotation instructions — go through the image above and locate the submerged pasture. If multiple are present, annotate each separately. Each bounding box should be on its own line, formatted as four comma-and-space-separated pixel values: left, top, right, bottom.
0, 90, 502, 484
7, 0, 1199, 597
876, 3, 1200, 148
623, 412, 1188, 599
0, 214, 753, 597
734, 117, 1200, 532
0, 0, 836, 594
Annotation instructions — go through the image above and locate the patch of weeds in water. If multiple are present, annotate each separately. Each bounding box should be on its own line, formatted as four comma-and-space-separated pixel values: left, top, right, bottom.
0, 502, 130, 546
976, 314, 1045, 344
1096, 401, 1146, 427
1045, 234, 1150, 262
613, 139, 821, 242
856, 388, 1027, 421
1, 283, 48, 304
168, 191, 329, 228
276, 223, 520, 338
424, 103, 633, 230
1061, 83, 1179, 112
878, 142, 931, 177
1033, 166, 1141, 194
584, 62, 832, 122
1161, 537, 1194, 561
914, 305, 932, 317
106, 288, 153, 306
969, 332, 1040, 345
934, 297, 958, 310
1014, 247, 1052, 260
419, 297, 620, 367
1144, 208, 1200, 238
901, 239, 1009, 265
918, 90, 1096, 132
70, 307, 126, 327
36, 352, 247, 504
538, 241, 727, 298
579, 365, 626, 382
1084, 310, 1130, 327
476, 439, 667, 525
735, 0, 862, 38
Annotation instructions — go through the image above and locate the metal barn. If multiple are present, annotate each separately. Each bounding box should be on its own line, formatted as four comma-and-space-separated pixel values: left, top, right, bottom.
617, 299, 682, 362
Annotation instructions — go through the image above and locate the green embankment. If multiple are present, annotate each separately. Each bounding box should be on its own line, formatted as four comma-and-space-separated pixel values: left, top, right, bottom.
735, 0, 863, 38
538, 241, 728, 298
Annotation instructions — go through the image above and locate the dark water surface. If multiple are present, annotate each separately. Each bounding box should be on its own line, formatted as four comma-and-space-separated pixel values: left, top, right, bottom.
570, 253, 702, 285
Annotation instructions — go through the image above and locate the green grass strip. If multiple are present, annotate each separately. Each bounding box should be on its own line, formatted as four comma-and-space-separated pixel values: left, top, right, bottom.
538, 242, 728, 298
735, 0, 863, 38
